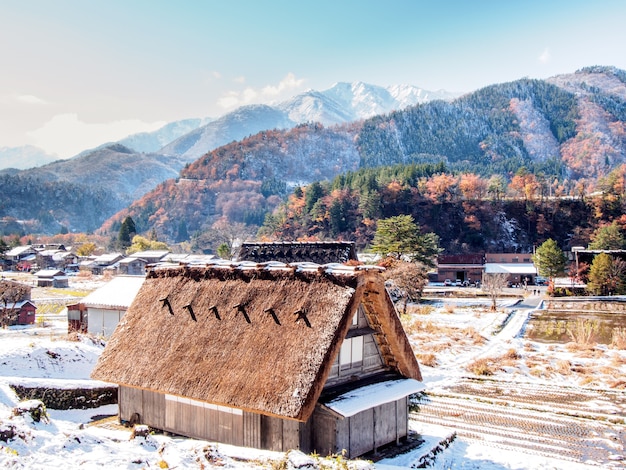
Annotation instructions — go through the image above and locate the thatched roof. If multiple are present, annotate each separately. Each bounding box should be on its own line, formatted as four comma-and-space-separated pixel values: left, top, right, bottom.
237, 241, 357, 264
91, 263, 420, 421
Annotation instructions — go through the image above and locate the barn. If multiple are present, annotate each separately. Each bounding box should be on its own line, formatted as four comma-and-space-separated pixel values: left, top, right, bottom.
91, 261, 423, 458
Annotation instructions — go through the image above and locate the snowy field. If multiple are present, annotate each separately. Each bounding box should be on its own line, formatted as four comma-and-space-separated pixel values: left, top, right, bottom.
0, 277, 624, 469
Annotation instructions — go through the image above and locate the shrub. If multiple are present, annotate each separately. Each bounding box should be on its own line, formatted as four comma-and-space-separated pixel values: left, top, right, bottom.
416, 352, 438, 367
466, 357, 495, 376
555, 359, 572, 375
566, 318, 599, 347
611, 328, 626, 350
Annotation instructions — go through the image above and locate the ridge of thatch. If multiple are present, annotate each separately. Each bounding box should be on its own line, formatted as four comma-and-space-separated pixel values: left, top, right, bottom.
237, 241, 357, 264
92, 263, 420, 421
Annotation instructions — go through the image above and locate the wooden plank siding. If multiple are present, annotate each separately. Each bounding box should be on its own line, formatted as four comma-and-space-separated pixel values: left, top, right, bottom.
325, 305, 386, 388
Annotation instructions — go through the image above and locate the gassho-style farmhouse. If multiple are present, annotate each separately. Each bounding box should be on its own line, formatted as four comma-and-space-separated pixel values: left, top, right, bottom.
91, 261, 423, 458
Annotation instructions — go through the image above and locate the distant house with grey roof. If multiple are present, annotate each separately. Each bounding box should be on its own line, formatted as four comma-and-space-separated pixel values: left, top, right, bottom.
68, 276, 145, 337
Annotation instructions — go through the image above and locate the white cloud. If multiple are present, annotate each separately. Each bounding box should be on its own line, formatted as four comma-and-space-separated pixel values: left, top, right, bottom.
217, 72, 306, 110
16, 94, 49, 105
26, 113, 166, 157
538, 48, 551, 64
261, 73, 305, 96
212, 71, 222, 79
234, 76, 246, 84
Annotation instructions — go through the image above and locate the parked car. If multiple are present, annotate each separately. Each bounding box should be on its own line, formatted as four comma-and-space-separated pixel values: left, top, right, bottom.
444, 279, 452, 286
455, 279, 463, 286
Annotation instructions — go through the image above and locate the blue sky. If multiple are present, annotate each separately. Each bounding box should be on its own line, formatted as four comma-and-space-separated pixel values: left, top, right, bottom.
1, 0, 625, 157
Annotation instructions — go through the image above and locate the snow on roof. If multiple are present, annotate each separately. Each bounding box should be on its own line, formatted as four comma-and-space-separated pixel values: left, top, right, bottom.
323, 378, 424, 417
35, 269, 65, 277
82, 276, 145, 310
93, 253, 123, 264
484, 263, 537, 275
5, 246, 33, 257
129, 250, 170, 259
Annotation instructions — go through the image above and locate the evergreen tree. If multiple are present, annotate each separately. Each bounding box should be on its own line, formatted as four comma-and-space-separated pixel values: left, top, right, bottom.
371, 215, 440, 267
118, 216, 136, 250
588, 222, 626, 250
532, 238, 567, 280
587, 253, 614, 295
304, 182, 325, 213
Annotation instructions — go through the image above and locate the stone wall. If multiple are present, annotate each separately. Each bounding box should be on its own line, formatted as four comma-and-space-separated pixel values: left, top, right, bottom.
11, 385, 117, 410
544, 298, 626, 313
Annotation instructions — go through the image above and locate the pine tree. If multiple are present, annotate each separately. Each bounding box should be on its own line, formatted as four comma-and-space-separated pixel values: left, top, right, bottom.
532, 238, 566, 280
118, 216, 137, 250
371, 215, 440, 267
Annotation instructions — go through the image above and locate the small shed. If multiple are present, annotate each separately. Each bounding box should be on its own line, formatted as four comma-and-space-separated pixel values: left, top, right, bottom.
35, 269, 68, 288
80, 276, 145, 337
92, 262, 423, 458
6, 300, 37, 326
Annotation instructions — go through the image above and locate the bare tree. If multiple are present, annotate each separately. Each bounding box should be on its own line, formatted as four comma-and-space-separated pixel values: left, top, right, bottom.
481, 272, 509, 312
0, 280, 31, 328
382, 259, 429, 315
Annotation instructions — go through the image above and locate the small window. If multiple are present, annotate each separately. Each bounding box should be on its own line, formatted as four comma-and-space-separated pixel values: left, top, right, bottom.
339, 336, 364, 370
352, 312, 358, 326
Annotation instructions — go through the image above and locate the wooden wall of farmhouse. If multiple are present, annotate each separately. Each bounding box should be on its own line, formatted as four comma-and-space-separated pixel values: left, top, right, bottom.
119, 386, 308, 452
310, 397, 409, 459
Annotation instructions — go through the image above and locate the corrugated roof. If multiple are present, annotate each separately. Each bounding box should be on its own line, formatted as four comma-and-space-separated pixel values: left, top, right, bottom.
484, 263, 537, 274
92, 263, 421, 421
82, 276, 145, 309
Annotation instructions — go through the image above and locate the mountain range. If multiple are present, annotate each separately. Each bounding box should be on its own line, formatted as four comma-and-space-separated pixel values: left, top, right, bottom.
0, 82, 457, 234
1, 67, 625, 239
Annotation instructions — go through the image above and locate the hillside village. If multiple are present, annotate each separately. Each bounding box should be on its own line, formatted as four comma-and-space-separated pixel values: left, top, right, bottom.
1, 67, 626, 468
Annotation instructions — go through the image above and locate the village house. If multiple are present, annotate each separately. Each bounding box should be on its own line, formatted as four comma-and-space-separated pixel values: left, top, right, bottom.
92, 261, 423, 458
8, 300, 37, 325
436, 252, 540, 286
117, 257, 148, 276
484, 252, 538, 286
436, 254, 485, 284
0, 280, 35, 326
3, 245, 37, 271
35, 269, 69, 288
83, 253, 125, 275
68, 275, 145, 337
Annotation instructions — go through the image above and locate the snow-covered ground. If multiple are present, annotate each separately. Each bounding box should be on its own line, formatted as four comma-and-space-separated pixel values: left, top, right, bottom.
0, 279, 624, 469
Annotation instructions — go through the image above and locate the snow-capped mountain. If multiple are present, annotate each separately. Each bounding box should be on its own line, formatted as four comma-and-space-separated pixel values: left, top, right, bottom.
117, 117, 214, 153
159, 104, 296, 161
159, 82, 459, 161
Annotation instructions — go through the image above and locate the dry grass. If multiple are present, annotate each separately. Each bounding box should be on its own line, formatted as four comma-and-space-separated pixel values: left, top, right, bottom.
566, 318, 599, 347
578, 375, 596, 386
611, 327, 626, 350
430, 341, 453, 352
555, 359, 572, 375
466, 357, 498, 376
598, 365, 620, 377
461, 327, 485, 345
409, 305, 434, 315
610, 353, 626, 366
503, 348, 521, 360
443, 303, 455, 314
529, 366, 547, 377
416, 353, 438, 367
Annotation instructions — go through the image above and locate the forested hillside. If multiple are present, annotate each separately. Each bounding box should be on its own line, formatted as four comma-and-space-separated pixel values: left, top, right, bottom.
101, 67, 626, 252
